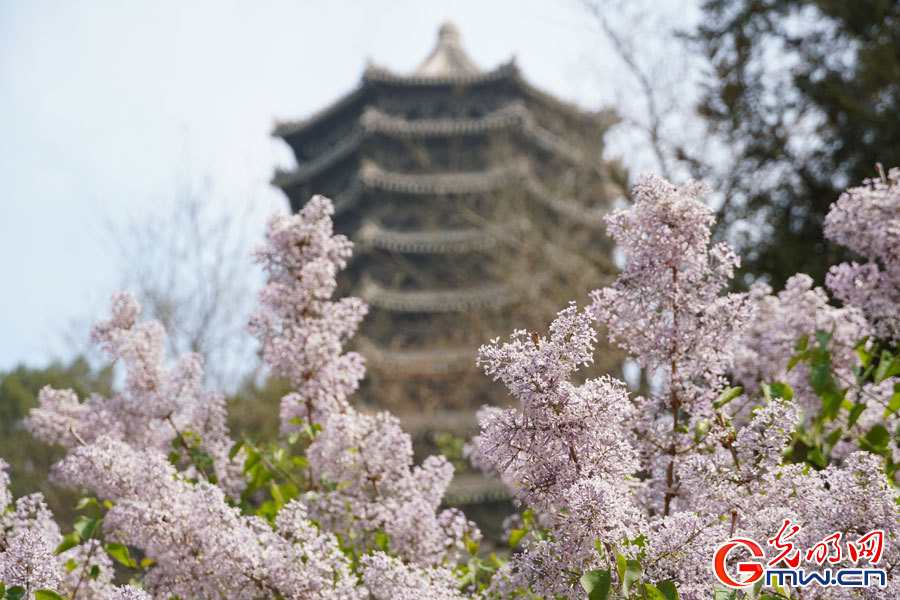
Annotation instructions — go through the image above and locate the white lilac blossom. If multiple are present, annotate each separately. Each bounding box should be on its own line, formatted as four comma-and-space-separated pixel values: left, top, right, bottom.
26, 291, 245, 495
825, 167, 900, 343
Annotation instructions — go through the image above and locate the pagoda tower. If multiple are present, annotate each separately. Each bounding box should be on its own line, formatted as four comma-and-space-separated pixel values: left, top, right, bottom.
272, 24, 623, 498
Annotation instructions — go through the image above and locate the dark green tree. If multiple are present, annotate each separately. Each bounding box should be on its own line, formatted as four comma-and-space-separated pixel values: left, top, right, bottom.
693, 0, 900, 287
0, 357, 114, 526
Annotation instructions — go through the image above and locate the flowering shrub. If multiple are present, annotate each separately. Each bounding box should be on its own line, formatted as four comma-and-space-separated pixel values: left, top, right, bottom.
0, 172, 898, 600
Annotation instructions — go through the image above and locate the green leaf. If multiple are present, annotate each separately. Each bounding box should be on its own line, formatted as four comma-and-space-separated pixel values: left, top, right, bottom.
242, 450, 261, 475
73, 496, 97, 510
824, 428, 843, 455
0, 583, 5, 598
694, 419, 709, 443
302, 421, 318, 441
65, 558, 78, 572
374, 532, 390, 552
622, 559, 643, 595
89, 564, 100, 579
763, 382, 792, 402
857, 345, 873, 367
808, 448, 827, 468
713, 582, 737, 600
821, 388, 845, 421
814, 329, 832, 349
141, 557, 156, 568
508, 528, 527, 549
5, 587, 26, 600
615, 552, 626, 583
885, 389, 900, 419
849, 403, 868, 427
464, 534, 479, 556
656, 580, 679, 600
714, 387, 742, 409
874, 351, 899, 384
643, 584, 667, 600
269, 479, 284, 510
522, 509, 535, 528
745, 578, 764, 600
74, 515, 100, 541
105, 541, 137, 567
794, 333, 809, 352
55, 532, 80, 555
866, 424, 891, 449
228, 441, 243, 460
580, 569, 611, 600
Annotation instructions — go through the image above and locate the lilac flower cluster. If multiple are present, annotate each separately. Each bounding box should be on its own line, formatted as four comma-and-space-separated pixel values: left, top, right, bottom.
471, 305, 641, 597
53, 437, 359, 599
825, 168, 900, 342
27, 290, 245, 495
248, 196, 368, 430
470, 173, 900, 599
590, 174, 752, 516
4, 170, 900, 600
0, 460, 148, 600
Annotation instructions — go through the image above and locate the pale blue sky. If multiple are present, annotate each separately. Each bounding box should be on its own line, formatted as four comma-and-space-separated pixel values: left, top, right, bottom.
0, 0, 690, 372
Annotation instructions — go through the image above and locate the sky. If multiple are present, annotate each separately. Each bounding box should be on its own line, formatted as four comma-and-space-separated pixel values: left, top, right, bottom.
0, 0, 689, 373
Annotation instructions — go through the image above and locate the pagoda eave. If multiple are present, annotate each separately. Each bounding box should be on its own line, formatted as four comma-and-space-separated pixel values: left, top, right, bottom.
273, 103, 587, 190
359, 279, 516, 313
362, 61, 518, 87
355, 221, 502, 254
357, 338, 476, 375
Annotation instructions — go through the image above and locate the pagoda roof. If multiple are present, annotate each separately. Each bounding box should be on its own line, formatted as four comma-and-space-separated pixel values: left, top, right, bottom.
359, 277, 515, 313
272, 23, 609, 141
271, 101, 588, 189
318, 160, 608, 226
413, 22, 480, 77
358, 159, 521, 195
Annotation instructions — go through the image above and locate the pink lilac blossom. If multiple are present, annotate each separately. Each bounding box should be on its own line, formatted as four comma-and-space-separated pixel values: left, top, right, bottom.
0, 461, 132, 600
302, 412, 476, 565
825, 167, 900, 342
26, 292, 245, 495
52, 436, 361, 600
590, 175, 750, 412
472, 303, 642, 598
473, 173, 900, 598
732, 274, 871, 417
252, 195, 477, 567
248, 196, 367, 431
589, 173, 752, 515
729, 275, 900, 464
360, 552, 462, 600
0, 530, 62, 596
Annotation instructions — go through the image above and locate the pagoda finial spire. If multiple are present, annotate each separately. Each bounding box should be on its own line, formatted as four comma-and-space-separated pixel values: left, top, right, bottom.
414, 22, 481, 77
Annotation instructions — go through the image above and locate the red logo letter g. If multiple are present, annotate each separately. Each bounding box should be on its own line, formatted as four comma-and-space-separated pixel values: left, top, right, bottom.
713, 538, 765, 588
